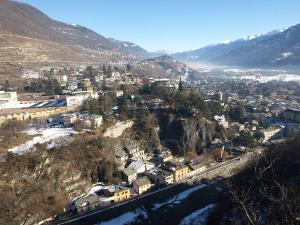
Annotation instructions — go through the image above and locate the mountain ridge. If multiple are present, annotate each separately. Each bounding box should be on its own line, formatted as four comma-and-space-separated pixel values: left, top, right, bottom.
173, 25, 300, 70
108, 38, 152, 58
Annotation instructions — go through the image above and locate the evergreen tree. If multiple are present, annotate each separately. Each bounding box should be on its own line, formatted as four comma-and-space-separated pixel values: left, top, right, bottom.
107, 65, 112, 77
178, 76, 183, 92
229, 105, 245, 122
118, 85, 128, 115
4, 80, 9, 92
126, 64, 132, 72
102, 64, 107, 75
81, 97, 100, 115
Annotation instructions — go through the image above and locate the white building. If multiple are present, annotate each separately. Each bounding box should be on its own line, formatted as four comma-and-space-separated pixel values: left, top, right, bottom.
214, 115, 229, 128
127, 160, 146, 174
0, 91, 18, 102
66, 91, 98, 107
90, 115, 103, 128
125, 143, 145, 159
62, 113, 78, 126
127, 159, 155, 174
122, 167, 137, 185
148, 168, 174, 185
115, 90, 124, 97
188, 164, 206, 177
261, 126, 282, 143
0, 91, 18, 110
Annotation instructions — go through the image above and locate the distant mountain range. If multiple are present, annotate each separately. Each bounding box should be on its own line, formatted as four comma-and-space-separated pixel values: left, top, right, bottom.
1, 0, 300, 83
173, 25, 300, 69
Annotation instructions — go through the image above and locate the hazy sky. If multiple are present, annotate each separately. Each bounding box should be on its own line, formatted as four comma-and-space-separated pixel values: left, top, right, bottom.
18, 0, 300, 52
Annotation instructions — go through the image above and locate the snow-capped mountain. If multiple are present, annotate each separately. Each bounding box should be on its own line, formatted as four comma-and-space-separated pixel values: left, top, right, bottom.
152, 50, 178, 55
173, 26, 300, 69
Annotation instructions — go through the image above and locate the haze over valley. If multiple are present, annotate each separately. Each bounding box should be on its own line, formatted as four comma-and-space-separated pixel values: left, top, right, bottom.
0, 1, 299, 225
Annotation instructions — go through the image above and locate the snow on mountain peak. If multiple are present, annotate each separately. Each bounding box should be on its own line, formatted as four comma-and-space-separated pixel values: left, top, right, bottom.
243, 33, 263, 41
279, 28, 287, 32
220, 40, 232, 44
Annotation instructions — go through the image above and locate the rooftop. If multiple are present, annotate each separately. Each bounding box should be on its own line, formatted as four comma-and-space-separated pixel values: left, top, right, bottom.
128, 159, 145, 171
149, 168, 172, 177
189, 163, 206, 171
115, 148, 127, 158
0, 107, 66, 116
286, 107, 300, 113
133, 176, 151, 187
123, 167, 137, 176
162, 161, 187, 172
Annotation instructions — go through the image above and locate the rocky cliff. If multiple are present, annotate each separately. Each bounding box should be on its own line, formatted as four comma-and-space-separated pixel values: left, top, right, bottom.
158, 113, 221, 155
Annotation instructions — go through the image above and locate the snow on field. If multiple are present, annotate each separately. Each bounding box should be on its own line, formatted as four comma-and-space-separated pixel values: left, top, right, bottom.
96, 208, 148, 225
235, 74, 300, 83
152, 184, 208, 210
8, 128, 76, 154
179, 204, 216, 225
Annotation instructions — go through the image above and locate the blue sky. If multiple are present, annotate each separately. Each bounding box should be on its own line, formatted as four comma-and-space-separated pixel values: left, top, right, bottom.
18, 0, 300, 52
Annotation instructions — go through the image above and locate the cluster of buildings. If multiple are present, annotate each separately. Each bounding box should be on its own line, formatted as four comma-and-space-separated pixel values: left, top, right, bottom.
61, 112, 103, 129
71, 144, 209, 214
67, 72, 300, 214
69, 184, 131, 213
40, 65, 144, 94
190, 75, 300, 144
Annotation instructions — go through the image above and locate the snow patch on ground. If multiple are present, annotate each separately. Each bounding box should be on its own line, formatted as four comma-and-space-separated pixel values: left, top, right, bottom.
152, 184, 208, 210
215, 187, 223, 192
96, 208, 148, 225
179, 204, 216, 225
8, 128, 76, 154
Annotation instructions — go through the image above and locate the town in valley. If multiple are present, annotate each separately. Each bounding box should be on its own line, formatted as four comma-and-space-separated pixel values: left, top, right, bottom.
0, 0, 300, 225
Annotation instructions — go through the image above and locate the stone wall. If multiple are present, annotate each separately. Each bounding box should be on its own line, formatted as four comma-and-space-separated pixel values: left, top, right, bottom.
103, 120, 134, 138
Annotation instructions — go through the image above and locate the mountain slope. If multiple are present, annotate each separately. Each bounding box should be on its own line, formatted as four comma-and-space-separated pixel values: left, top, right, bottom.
133, 55, 202, 81
0, 0, 198, 85
174, 25, 300, 69
0, 0, 136, 82
0, 0, 116, 50
109, 38, 152, 58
